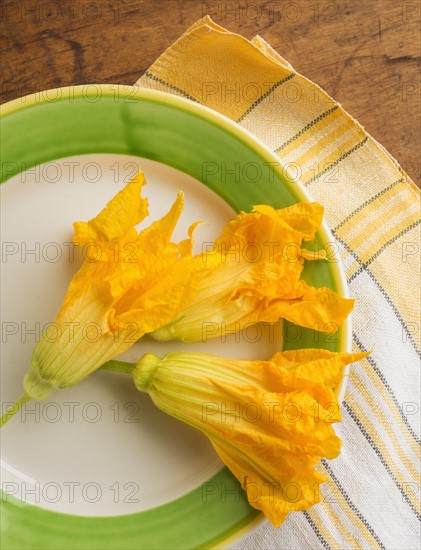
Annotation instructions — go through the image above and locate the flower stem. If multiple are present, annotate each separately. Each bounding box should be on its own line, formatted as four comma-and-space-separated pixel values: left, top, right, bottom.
0, 393, 31, 428
100, 360, 135, 375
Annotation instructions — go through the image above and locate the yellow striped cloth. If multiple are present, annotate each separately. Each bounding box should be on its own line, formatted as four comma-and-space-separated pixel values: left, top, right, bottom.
136, 17, 421, 550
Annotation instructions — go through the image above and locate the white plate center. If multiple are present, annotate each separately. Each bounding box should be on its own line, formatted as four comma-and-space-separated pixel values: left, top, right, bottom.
0, 154, 282, 516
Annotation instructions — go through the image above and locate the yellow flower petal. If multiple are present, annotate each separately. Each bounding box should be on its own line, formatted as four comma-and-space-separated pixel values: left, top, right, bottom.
178, 221, 203, 256
152, 202, 353, 342
134, 189, 184, 258
133, 350, 367, 527
22, 174, 199, 401
115, 256, 198, 335
270, 349, 368, 388
252, 201, 324, 240
211, 438, 325, 527
73, 172, 148, 245
260, 283, 355, 331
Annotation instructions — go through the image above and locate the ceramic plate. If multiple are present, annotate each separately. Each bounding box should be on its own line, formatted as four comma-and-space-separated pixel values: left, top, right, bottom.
0, 86, 351, 549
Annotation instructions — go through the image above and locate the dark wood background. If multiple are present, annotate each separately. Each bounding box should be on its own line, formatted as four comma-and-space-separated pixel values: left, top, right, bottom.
1, 0, 420, 187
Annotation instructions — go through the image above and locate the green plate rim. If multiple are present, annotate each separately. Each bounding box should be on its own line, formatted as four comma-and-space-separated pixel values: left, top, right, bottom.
0, 85, 351, 549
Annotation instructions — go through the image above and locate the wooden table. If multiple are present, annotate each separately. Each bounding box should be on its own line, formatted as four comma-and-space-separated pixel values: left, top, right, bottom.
1, 0, 420, 187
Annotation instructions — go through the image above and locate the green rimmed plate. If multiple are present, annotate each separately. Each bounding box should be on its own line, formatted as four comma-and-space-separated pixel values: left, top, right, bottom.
0, 86, 351, 550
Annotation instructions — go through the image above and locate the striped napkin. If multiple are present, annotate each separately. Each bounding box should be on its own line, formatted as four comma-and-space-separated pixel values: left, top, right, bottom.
135, 17, 421, 550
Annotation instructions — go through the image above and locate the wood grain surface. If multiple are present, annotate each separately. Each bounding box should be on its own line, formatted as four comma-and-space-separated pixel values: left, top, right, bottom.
1, 0, 420, 186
